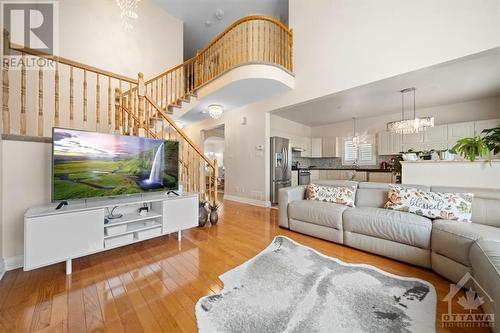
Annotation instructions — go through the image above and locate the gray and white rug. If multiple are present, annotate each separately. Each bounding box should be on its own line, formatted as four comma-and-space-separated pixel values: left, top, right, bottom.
196, 236, 436, 333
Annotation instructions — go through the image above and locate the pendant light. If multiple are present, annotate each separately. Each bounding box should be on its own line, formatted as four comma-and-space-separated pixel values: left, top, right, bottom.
387, 88, 434, 134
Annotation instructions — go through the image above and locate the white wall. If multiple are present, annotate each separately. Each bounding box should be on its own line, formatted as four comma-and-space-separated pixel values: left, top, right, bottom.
185, 0, 499, 206
270, 115, 312, 138
312, 97, 500, 138
1, 140, 51, 259
59, 0, 183, 79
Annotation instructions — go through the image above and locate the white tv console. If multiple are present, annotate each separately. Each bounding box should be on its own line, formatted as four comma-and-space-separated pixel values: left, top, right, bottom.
24, 192, 198, 274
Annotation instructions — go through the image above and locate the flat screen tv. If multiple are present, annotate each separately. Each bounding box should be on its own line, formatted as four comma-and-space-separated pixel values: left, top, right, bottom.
52, 128, 179, 201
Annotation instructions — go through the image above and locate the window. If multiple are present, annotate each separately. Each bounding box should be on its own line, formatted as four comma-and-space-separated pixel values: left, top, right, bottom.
342, 136, 376, 166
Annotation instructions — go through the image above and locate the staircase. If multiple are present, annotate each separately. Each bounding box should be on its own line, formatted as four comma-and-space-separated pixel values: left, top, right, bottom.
1, 16, 294, 204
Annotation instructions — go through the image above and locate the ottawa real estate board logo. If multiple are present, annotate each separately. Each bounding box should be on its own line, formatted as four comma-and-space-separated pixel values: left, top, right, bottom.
442, 272, 494, 329
2, 1, 58, 69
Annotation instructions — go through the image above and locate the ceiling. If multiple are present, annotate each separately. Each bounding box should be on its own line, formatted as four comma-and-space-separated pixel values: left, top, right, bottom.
273, 48, 500, 126
153, 0, 288, 59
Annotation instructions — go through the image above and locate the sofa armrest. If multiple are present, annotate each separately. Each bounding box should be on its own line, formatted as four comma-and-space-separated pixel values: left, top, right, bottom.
278, 185, 306, 228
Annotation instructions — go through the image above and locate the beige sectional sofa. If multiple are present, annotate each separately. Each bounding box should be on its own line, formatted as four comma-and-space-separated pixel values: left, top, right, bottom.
279, 180, 500, 331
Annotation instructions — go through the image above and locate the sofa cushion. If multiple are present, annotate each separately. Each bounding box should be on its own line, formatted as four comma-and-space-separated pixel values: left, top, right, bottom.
469, 240, 500, 331
288, 200, 347, 230
385, 185, 473, 222
343, 207, 432, 249
432, 219, 500, 267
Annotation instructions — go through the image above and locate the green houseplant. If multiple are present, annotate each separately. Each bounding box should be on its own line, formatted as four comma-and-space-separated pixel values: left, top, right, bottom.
450, 136, 490, 162
481, 126, 500, 156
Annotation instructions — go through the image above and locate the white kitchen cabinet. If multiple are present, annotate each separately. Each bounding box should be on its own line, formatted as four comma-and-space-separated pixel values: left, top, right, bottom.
424, 125, 447, 142
378, 131, 403, 155
291, 170, 298, 187
292, 136, 311, 157
310, 170, 320, 181
474, 118, 500, 136
311, 138, 322, 157
447, 122, 474, 147
403, 132, 424, 144
322, 137, 340, 157
367, 172, 394, 183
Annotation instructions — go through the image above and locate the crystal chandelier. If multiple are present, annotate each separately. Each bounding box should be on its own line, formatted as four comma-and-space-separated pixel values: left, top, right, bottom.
116, 0, 140, 31
387, 88, 434, 134
208, 104, 223, 119
352, 117, 359, 145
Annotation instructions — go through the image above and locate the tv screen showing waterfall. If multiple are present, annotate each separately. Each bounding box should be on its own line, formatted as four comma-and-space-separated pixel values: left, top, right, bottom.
52, 128, 179, 201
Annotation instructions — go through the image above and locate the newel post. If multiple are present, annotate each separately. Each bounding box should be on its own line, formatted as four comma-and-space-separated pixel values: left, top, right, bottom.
2, 30, 10, 134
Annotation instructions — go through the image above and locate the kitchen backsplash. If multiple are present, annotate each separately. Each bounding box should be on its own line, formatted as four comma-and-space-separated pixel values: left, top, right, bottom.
292, 153, 394, 169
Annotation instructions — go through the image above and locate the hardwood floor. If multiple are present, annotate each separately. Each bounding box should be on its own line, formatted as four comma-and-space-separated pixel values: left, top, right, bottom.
0, 200, 491, 333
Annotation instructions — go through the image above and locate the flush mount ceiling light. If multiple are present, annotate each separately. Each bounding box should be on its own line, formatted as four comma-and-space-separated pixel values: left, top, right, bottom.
208, 104, 223, 119
175, 121, 184, 129
215, 9, 225, 20
387, 88, 434, 134
116, 0, 141, 31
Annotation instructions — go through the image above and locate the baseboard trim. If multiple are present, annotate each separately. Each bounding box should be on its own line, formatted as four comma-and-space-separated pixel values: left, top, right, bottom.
224, 195, 271, 208
0, 259, 4, 280
3, 255, 24, 271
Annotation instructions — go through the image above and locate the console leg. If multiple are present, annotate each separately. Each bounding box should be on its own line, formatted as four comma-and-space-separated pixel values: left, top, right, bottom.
177, 231, 181, 242
66, 259, 72, 275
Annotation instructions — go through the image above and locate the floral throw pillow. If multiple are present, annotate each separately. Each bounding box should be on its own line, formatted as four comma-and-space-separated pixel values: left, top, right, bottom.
384, 185, 473, 222
306, 184, 356, 207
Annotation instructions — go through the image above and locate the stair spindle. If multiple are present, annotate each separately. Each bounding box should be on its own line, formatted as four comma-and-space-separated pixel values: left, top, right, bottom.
37, 66, 43, 136
83, 69, 88, 126
107, 76, 112, 130
20, 54, 27, 135
54, 61, 60, 128
96, 73, 100, 129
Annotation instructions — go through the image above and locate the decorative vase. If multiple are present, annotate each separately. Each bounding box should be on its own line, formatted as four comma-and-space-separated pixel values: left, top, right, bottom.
209, 211, 219, 225
199, 204, 208, 227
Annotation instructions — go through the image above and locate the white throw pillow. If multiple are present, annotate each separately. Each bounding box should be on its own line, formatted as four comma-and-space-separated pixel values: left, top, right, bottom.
384, 185, 473, 222
306, 184, 356, 207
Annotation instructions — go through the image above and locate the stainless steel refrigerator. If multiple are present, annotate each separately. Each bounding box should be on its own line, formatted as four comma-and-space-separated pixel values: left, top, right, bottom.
270, 136, 291, 205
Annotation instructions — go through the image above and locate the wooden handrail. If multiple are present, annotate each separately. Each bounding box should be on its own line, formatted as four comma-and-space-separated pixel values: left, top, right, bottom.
9, 42, 138, 84
144, 94, 215, 170
198, 15, 291, 57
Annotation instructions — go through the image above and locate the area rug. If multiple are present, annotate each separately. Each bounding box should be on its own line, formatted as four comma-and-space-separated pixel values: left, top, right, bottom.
196, 236, 436, 333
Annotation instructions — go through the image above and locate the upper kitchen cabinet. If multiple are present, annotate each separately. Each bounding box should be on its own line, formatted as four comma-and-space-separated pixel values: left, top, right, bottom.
311, 138, 322, 158
378, 131, 402, 155
322, 137, 340, 158
423, 125, 448, 151
402, 131, 423, 152
447, 122, 474, 147
474, 118, 500, 136
290, 136, 311, 157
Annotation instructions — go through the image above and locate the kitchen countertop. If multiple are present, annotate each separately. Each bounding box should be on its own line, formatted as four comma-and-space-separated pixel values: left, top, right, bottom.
292, 167, 392, 173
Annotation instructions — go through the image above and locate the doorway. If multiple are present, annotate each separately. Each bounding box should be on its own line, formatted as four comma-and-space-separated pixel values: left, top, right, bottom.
203, 125, 225, 197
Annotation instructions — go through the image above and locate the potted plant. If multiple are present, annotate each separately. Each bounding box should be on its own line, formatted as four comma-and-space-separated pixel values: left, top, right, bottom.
481, 126, 500, 156
198, 200, 208, 227
209, 202, 221, 225
450, 136, 490, 162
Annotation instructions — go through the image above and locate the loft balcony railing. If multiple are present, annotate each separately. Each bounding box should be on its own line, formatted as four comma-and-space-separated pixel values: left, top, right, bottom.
1, 15, 293, 204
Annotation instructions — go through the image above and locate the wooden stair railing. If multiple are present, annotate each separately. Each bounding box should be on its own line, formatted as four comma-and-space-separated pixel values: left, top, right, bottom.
2, 15, 293, 204
127, 15, 293, 116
